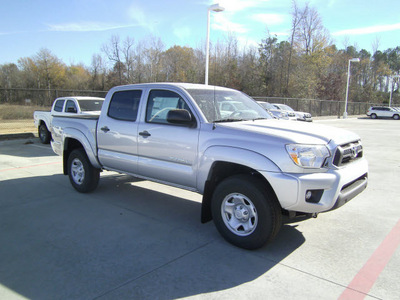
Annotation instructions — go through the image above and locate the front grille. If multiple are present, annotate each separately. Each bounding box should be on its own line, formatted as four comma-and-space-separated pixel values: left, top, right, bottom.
333, 140, 363, 167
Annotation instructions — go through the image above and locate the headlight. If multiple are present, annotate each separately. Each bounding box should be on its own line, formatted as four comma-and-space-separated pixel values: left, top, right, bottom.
286, 144, 330, 168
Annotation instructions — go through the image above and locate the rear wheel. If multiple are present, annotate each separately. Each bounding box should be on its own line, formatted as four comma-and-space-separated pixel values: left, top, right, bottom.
67, 149, 100, 193
211, 174, 282, 250
370, 113, 377, 119
38, 124, 51, 144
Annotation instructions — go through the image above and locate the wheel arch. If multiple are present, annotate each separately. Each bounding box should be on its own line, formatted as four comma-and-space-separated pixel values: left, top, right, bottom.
62, 130, 101, 175
201, 160, 281, 223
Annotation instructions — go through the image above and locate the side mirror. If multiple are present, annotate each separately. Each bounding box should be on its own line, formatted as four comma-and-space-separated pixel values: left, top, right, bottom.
167, 109, 196, 127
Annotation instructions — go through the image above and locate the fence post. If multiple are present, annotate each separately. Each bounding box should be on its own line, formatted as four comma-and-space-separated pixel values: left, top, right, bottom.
320, 101, 322, 117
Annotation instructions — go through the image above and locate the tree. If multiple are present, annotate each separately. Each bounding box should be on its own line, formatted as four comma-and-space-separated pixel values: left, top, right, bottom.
385, 47, 400, 73
65, 64, 91, 90
34, 48, 66, 90
162, 46, 197, 82
90, 54, 106, 90
258, 35, 279, 95
286, 0, 306, 94
102, 35, 124, 85
0, 63, 21, 103
122, 36, 135, 83
294, 3, 331, 55
142, 36, 165, 82
17, 49, 66, 105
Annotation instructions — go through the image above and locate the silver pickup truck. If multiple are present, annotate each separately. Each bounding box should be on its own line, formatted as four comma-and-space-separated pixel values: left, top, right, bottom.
51, 83, 368, 249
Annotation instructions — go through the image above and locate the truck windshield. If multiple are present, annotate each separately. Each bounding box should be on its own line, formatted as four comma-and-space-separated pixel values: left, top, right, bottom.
186, 89, 272, 123
78, 99, 104, 112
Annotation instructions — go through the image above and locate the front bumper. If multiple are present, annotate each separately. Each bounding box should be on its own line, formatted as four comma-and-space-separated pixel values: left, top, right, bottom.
261, 158, 368, 214
330, 173, 368, 210
297, 116, 313, 122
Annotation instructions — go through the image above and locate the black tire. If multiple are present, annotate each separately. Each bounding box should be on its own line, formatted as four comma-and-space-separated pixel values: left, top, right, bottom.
38, 124, 51, 144
370, 113, 377, 119
67, 149, 100, 193
393, 114, 399, 120
211, 174, 282, 250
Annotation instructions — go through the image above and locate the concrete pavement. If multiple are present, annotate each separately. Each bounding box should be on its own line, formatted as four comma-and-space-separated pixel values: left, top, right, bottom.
0, 117, 399, 299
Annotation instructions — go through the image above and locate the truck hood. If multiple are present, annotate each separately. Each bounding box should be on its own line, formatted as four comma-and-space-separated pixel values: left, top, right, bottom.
218, 119, 360, 146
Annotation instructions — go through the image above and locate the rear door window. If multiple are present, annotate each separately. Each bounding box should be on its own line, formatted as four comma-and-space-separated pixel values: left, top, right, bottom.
108, 90, 142, 121
65, 100, 77, 113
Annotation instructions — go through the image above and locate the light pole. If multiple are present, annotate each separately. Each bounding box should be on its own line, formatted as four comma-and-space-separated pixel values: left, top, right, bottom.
389, 75, 400, 107
205, 3, 224, 85
343, 58, 360, 119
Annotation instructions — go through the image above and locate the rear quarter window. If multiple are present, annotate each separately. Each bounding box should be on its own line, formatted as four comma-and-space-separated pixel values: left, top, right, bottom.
53, 100, 65, 112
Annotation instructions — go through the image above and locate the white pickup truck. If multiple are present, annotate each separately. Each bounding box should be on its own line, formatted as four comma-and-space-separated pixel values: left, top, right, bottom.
33, 96, 104, 143
50, 83, 368, 249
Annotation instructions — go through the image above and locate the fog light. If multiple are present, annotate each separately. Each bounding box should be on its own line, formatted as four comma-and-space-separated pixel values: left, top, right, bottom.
305, 189, 324, 203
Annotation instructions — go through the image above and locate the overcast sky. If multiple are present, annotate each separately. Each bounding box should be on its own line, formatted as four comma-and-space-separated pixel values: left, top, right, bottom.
1, 0, 399, 66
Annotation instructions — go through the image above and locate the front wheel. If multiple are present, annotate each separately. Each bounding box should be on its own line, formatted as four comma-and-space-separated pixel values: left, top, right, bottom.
211, 174, 282, 250
67, 149, 100, 193
393, 114, 399, 120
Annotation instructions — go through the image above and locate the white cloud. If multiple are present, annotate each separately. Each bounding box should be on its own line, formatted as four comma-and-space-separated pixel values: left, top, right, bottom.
237, 36, 260, 49
270, 31, 289, 37
212, 14, 247, 33
252, 13, 286, 26
333, 23, 400, 36
209, 0, 270, 12
127, 4, 158, 32
46, 22, 136, 32
173, 26, 191, 40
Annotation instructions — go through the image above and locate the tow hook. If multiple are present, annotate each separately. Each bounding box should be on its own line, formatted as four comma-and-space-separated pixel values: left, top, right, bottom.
312, 213, 319, 218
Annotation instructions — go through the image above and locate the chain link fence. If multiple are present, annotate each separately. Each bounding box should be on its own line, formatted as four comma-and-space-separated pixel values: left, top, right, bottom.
0, 88, 379, 137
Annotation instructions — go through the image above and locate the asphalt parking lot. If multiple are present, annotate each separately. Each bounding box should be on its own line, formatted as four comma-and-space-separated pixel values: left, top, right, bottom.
0, 117, 399, 300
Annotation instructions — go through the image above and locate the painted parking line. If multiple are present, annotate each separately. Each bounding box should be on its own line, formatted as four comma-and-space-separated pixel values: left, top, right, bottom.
0, 161, 61, 173
339, 219, 400, 299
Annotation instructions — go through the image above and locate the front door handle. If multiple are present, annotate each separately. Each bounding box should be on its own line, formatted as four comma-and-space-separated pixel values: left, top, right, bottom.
101, 126, 110, 133
139, 131, 151, 137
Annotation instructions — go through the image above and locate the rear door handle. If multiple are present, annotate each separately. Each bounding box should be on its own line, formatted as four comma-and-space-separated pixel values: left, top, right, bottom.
139, 131, 151, 137
100, 126, 110, 133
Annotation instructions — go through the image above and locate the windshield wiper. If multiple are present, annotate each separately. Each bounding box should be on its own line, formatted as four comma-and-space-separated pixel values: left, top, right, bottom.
214, 118, 246, 123
214, 117, 269, 123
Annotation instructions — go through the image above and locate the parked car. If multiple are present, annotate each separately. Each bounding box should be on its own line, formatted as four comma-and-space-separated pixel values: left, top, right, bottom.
34, 96, 104, 143
366, 106, 400, 120
257, 101, 295, 120
272, 103, 312, 122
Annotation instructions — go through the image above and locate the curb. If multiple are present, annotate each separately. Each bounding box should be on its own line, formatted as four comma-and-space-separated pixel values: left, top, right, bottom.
0, 132, 36, 141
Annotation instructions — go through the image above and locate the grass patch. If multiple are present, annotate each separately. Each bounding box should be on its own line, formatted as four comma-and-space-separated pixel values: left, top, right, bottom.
0, 119, 36, 134
0, 104, 49, 120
